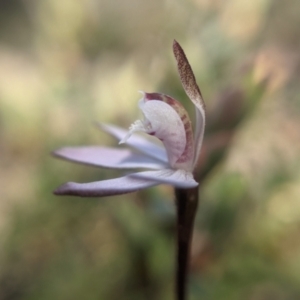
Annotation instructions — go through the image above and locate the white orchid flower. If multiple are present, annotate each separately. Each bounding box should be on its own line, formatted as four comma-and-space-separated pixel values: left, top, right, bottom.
53, 40, 205, 197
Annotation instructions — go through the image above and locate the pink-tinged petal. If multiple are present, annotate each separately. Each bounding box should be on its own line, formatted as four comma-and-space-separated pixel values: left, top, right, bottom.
54, 175, 159, 197
96, 123, 168, 163
173, 40, 206, 168
143, 92, 195, 171
139, 100, 187, 169
129, 169, 198, 188
53, 146, 167, 170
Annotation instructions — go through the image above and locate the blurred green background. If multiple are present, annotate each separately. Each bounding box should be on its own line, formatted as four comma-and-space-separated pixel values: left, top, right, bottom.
1, 0, 300, 299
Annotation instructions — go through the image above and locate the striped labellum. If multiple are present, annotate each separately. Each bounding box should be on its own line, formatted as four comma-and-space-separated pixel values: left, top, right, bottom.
120, 92, 195, 171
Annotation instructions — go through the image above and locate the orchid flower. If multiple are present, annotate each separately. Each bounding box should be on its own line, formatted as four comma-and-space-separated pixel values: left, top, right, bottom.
53, 40, 205, 197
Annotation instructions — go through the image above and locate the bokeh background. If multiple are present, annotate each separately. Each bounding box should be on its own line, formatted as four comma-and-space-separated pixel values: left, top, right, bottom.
1, 0, 300, 299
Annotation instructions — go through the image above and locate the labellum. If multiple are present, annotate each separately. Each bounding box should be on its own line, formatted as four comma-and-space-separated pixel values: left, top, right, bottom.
120, 92, 195, 171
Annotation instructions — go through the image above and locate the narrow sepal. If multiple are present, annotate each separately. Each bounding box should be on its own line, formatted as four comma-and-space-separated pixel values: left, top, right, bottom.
172, 40, 205, 109
53, 146, 167, 170
173, 40, 206, 168
53, 175, 158, 197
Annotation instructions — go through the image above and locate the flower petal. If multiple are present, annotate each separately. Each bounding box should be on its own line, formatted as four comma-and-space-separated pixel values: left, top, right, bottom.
173, 40, 206, 167
53, 146, 167, 170
96, 123, 168, 163
54, 175, 158, 197
144, 92, 195, 171
139, 99, 187, 169
129, 169, 198, 188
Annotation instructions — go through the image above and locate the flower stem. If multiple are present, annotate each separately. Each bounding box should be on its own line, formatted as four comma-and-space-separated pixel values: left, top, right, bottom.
174, 187, 199, 300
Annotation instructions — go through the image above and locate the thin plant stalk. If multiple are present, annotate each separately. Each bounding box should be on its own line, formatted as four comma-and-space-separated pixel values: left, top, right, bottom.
175, 186, 199, 300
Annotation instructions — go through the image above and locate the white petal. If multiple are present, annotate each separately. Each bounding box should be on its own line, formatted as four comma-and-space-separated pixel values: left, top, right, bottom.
129, 169, 198, 188
140, 100, 186, 168
53, 146, 167, 170
96, 123, 168, 163
54, 175, 158, 197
